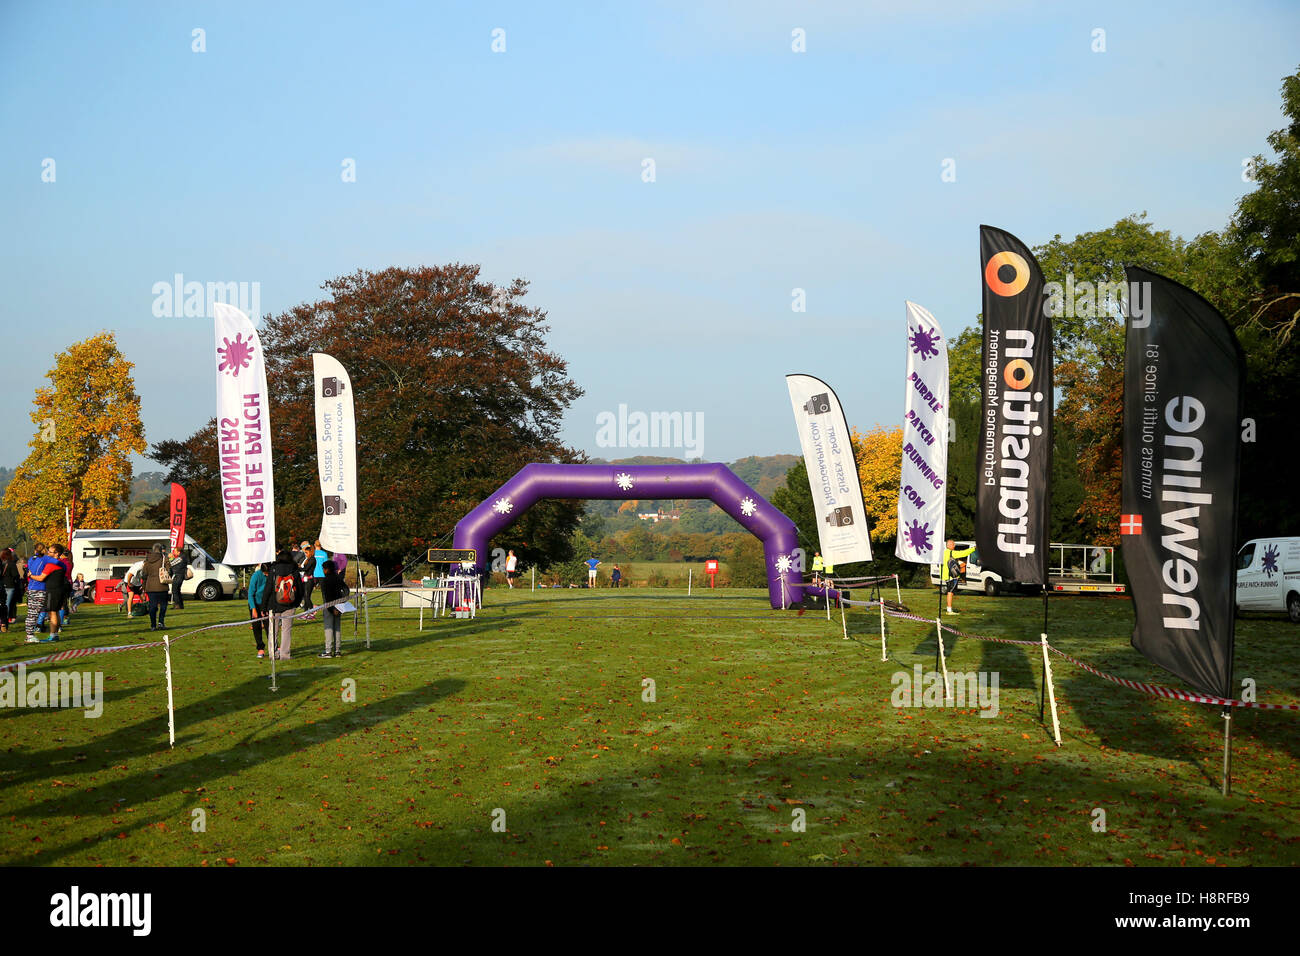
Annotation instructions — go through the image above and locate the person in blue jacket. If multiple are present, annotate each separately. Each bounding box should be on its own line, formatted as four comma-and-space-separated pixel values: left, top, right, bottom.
248, 563, 269, 658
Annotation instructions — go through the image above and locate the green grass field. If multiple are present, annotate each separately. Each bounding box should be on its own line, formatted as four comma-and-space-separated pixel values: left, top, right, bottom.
2, 587, 1297, 866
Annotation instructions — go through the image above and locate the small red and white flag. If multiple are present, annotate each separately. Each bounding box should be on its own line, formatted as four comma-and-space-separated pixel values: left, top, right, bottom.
1120, 514, 1143, 535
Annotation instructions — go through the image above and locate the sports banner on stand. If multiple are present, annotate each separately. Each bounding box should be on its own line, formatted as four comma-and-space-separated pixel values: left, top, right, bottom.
785, 374, 872, 566
213, 302, 276, 566
1121, 266, 1245, 700
312, 352, 358, 554
896, 301, 949, 564
168, 482, 187, 551
977, 225, 1053, 585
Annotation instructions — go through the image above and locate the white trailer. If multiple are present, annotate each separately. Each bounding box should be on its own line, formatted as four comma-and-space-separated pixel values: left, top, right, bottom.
930, 541, 1127, 595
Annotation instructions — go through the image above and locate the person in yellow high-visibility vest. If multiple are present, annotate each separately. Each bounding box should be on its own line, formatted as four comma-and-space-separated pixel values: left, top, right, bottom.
941, 539, 976, 614
822, 557, 835, 585
811, 552, 824, 586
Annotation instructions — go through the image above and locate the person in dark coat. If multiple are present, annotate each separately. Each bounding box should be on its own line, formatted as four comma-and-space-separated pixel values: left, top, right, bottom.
318, 559, 348, 657
258, 549, 303, 660
168, 547, 190, 609
141, 543, 170, 631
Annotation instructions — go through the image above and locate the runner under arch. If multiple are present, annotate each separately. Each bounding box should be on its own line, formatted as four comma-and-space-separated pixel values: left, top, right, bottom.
453, 463, 806, 608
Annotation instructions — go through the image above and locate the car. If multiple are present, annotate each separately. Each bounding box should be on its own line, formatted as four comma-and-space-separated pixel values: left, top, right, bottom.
1236, 537, 1300, 623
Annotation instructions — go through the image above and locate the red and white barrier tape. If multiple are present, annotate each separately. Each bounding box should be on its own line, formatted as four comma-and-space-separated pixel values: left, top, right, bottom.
0, 640, 166, 674
839, 599, 1299, 712
2, 595, 357, 672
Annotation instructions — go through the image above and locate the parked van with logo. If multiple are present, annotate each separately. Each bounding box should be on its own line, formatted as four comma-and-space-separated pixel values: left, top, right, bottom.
1236, 537, 1300, 623
72, 529, 238, 601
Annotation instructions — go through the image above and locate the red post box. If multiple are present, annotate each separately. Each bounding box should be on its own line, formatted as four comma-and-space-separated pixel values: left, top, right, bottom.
705, 559, 719, 588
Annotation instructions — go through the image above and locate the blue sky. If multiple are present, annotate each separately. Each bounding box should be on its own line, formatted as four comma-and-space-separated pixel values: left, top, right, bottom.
2, 0, 1297, 470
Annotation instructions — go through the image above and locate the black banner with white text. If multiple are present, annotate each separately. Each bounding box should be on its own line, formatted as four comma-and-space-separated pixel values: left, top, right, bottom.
976, 225, 1053, 585
1121, 267, 1244, 700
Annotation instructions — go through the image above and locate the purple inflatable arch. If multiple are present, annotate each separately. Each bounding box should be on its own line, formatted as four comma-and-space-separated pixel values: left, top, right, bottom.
453, 463, 806, 609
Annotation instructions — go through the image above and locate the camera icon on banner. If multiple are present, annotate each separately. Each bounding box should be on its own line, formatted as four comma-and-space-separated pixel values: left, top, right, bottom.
825, 506, 855, 527
802, 393, 831, 416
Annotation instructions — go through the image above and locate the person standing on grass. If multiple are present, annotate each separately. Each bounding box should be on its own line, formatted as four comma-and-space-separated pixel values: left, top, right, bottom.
586, 556, 600, 588
318, 559, 348, 658
941, 538, 977, 615
304, 539, 329, 621
24, 543, 53, 644
260, 548, 303, 661
297, 540, 316, 614
121, 558, 145, 618
168, 546, 189, 610
1, 548, 22, 633
141, 543, 169, 631
505, 550, 518, 589
811, 552, 824, 586
611, 564, 621, 589
248, 563, 269, 659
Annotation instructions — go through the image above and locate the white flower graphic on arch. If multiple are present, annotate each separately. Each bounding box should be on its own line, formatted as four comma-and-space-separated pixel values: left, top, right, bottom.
775, 554, 793, 574
492, 497, 513, 515
615, 472, 635, 491
739, 497, 757, 517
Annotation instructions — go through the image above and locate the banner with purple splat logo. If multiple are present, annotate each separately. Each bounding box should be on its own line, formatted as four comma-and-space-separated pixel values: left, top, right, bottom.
896, 301, 948, 564
213, 302, 276, 566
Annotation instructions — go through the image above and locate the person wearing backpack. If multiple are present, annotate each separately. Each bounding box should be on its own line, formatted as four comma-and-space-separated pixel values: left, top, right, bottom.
318, 559, 349, 658
941, 539, 977, 615
260, 549, 304, 660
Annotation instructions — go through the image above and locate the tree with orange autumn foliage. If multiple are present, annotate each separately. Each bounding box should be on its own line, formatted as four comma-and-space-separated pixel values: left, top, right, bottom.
850, 425, 903, 543
3, 332, 145, 545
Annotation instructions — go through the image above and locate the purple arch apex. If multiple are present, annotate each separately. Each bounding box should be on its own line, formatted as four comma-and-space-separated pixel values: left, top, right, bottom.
452, 462, 806, 609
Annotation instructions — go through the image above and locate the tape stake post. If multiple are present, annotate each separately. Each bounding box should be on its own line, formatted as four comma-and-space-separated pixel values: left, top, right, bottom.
826, 578, 832, 621
364, 587, 371, 649
531, 566, 535, 592
269, 618, 278, 693
1040, 633, 1062, 747
935, 617, 951, 701
163, 635, 175, 749
878, 595, 887, 660
688, 567, 692, 597
894, 574, 902, 606
840, 592, 848, 640
1221, 707, 1233, 797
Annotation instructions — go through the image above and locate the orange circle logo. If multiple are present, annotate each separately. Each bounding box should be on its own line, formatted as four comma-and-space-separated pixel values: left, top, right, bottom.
1004, 359, 1034, 390
985, 251, 1030, 297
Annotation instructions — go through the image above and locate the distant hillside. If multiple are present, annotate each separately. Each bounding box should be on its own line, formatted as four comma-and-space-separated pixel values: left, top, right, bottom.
130, 471, 169, 505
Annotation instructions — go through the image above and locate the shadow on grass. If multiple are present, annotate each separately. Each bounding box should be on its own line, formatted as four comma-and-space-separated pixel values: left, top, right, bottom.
1058, 674, 1218, 788
1, 616, 515, 792
369, 742, 1264, 867
5, 678, 468, 864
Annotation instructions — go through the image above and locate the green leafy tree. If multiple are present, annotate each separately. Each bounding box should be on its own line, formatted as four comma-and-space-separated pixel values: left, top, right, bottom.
148, 265, 585, 579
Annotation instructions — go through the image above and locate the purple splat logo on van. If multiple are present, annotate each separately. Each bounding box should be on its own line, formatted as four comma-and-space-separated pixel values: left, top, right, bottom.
1262, 544, 1279, 577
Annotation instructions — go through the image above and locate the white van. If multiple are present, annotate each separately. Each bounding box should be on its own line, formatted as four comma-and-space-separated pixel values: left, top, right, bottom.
929, 540, 1009, 595
71, 529, 238, 601
1236, 537, 1300, 623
